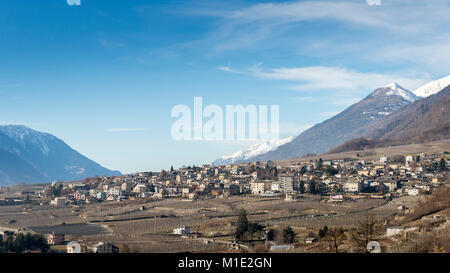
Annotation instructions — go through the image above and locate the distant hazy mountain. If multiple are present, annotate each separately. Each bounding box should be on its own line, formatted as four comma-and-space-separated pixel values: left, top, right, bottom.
0, 125, 121, 185
329, 84, 450, 153
413, 75, 450, 98
213, 137, 294, 165
243, 83, 417, 162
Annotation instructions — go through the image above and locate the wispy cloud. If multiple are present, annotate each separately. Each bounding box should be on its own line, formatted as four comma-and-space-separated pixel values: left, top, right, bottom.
117, 56, 146, 64
66, 0, 81, 6
174, 1, 450, 78
0, 121, 40, 127
329, 97, 362, 106
99, 38, 124, 48
279, 122, 312, 136
107, 128, 150, 132
216, 65, 243, 74
320, 111, 340, 118
373, 35, 450, 73
250, 65, 429, 93
218, 63, 430, 94
366, 0, 381, 6
182, 1, 450, 52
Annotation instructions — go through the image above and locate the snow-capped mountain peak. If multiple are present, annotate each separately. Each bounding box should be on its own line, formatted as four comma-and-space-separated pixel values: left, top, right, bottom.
382, 82, 417, 102
413, 75, 450, 98
0, 125, 121, 185
383, 82, 401, 89
213, 137, 294, 165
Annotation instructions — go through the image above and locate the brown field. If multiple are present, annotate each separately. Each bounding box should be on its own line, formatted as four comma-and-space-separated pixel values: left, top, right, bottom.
0, 193, 424, 252
277, 139, 450, 166
0, 140, 446, 252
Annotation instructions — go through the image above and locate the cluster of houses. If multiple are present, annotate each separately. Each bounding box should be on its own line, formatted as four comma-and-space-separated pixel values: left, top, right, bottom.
46, 233, 119, 253
1, 151, 448, 208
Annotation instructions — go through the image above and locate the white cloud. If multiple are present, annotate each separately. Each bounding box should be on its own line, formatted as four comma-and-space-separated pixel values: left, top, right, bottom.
320, 111, 340, 118
107, 128, 150, 132
0, 121, 40, 127
216, 65, 243, 74
117, 56, 146, 64
217, 65, 231, 72
187, 0, 450, 52
178, 1, 450, 78
329, 97, 362, 106
374, 36, 450, 73
279, 122, 312, 136
216, 65, 248, 75
99, 38, 124, 48
66, 0, 81, 6
366, 0, 381, 6
251, 65, 429, 93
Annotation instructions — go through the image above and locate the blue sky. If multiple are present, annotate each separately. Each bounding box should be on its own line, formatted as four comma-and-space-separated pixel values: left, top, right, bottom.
0, 0, 449, 173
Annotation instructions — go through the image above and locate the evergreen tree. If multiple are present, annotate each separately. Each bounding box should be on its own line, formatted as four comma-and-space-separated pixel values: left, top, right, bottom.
248, 223, 264, 240
319, 225, 329, 238
204, 184, 212, 194
283, 226, 295, 244
428, 161, 438, 171
439, 158, 446, 171
299, 165, 307, 175
2, 233, 49, 253
317, 158, 323, 170
235, 209, 249, 241
299, 181, 305, 194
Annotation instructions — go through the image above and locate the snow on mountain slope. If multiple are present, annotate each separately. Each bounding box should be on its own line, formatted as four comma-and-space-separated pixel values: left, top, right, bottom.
383, 82, 417, 102
213, 137, 294, 165
245, 82, 418, 162
414, 75, 450, 98
0, 125, 121, 185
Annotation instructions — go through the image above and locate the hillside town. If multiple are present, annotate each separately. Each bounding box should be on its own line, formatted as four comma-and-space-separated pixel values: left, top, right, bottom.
2, 152, 445, 206
1, 149, 449, 253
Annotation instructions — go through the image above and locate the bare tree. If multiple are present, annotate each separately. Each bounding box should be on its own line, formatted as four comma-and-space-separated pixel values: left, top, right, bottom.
325, 227, 346, 253
350, 214, 380, 252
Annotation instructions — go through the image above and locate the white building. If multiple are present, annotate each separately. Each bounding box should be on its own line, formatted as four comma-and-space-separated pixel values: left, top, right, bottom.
108, 187, 122, 196
251, 182, 265, 195
50, 197, 67, 207
121, 182, 131, 192
173, 226, 190, 236
380, 156, 389, 164
271, 182, 280, 192
91, 242, 119, 253
404, 188, 419, 196
383, 181, 397, 192
343, 180, 362, 193
330, 194, 344, 202
133, 184, 147, 193
279, 175, 294, 192
66, 241, 87, 253
386, 226, 404, 237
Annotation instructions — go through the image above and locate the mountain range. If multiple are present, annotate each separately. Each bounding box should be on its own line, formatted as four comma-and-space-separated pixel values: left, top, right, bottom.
214, 75, 450, 164
330, 84, 450, 153
2, 76, 448, 183
213, 137, 294, 165
0, 125, 121, 186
